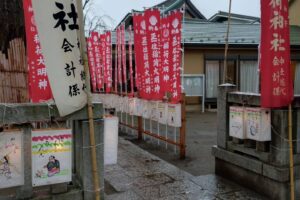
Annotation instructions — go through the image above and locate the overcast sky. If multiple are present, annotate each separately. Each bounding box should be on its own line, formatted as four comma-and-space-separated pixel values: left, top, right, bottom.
93, 0, 261, 29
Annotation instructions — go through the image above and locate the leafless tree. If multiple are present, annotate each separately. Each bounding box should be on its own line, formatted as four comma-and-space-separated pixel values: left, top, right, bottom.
83, 0, 115, 36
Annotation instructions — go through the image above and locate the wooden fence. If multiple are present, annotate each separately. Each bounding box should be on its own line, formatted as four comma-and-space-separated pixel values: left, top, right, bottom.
0, 38, 29, 103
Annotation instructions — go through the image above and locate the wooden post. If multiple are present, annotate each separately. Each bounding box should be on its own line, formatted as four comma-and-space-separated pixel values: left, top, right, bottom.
288, 104, 295, 200
180, 93, 186, 159
76, 1, 101, 200
138, 116, 143, 140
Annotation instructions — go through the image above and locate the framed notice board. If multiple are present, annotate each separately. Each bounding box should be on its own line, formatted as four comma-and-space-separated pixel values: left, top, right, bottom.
182, 74, 205, 112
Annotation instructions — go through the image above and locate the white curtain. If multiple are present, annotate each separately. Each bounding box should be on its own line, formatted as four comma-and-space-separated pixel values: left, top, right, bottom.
206, 61, 219, 98
295, 62, 300, 95
240, 61, 259, 93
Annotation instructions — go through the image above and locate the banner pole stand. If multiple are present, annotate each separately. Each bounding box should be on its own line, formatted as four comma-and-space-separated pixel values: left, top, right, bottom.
288, 104, 295, 200
76, 1, 100, 199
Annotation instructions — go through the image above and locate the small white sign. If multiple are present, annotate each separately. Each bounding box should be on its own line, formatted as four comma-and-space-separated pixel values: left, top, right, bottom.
229, 107, 245, 139
134, 98, 143, 116
0, 131, 24, 189
245, 107, 271, 141
167, 104, 182, 127
129, 97, 137, 115
142, 100, 151, 119
32, 129, 72, 187
157, 102, 168, 124
149, 101, 159, 121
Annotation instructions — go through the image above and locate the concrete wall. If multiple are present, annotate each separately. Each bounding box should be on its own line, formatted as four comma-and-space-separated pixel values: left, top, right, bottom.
290, 0, 300, 26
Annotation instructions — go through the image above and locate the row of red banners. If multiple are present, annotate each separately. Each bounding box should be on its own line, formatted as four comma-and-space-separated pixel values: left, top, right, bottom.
87, 31, 112, 93
88, 9, 183, 103
24, 0, 294, 107
133, 9, 183, 103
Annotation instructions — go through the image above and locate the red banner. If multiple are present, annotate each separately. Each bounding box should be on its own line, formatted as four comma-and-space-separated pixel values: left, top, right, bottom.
138, 13, 150, 99
100, 33, 106, 88
121, 24, 127, 86
169, 10, 182, 103
129, 26, 134, 97
161, 15, 171, 94
105, 32, 112, 93
114, 31, 118, 92
91, 32, 103, 91
260, 0, 293, 107
133, 13, 142, 91
23, 0, 52, 102
87, 37, 97, 92
145, 9, 163, 100
117, 27, 122, 85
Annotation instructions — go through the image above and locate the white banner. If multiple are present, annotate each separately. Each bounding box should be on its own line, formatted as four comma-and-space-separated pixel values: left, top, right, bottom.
32, 0, 87, 116
0, 131, 24, 189
32, 129, 72, 187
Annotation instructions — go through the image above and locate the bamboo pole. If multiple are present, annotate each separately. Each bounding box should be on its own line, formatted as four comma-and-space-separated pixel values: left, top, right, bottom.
288, 104, 295, 200
76, 1, 101, 200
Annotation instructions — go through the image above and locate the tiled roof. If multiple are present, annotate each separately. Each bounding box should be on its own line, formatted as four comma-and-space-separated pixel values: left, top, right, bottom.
209, 11, 260, 23
111, 21, 300, 47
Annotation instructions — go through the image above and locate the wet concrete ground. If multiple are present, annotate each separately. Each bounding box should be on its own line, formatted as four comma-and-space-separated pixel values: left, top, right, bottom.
104, 138, 266, 200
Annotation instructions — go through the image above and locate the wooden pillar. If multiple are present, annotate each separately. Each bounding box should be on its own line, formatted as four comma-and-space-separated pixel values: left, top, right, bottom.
180, 93, 186, 159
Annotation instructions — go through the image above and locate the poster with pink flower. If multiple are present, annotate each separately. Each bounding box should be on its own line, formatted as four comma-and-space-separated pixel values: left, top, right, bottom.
32, 129, 72, 187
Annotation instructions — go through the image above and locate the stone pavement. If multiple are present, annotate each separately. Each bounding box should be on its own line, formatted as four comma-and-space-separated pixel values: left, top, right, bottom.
104, 138, 266, 200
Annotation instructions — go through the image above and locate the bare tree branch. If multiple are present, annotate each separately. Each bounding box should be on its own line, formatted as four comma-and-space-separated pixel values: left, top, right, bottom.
83, 0, 115, 35
82, 0, 90, 10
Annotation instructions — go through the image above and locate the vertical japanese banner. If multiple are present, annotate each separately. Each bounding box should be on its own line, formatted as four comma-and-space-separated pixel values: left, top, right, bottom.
145, 9, 163, 100
100, 33, 107, 90
260, 0, 293, 107
92, 32, 102, 91
105, 32, 112, 93
121, 24, 127, 89
23, 0, 52, 103
87, 37, 97, 92
133, 13, 142, 92
161, 15, 171, 94
117, 27, 122, 85
129, 26, 134, 97
114, 31, 118, 92
169, 10, 183, 103
32, 0, 87, 116
139, 13, 150, 99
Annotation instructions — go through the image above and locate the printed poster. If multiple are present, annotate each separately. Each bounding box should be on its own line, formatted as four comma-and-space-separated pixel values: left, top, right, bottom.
149, 101, 159, 121
167, 104, 181, 127
142, 100, 151, 119
157, 102, 168, 125
0, 131, 24, 189
245, 108, 271, 141
229, 107, 245, 139
32, 129, 72, 187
